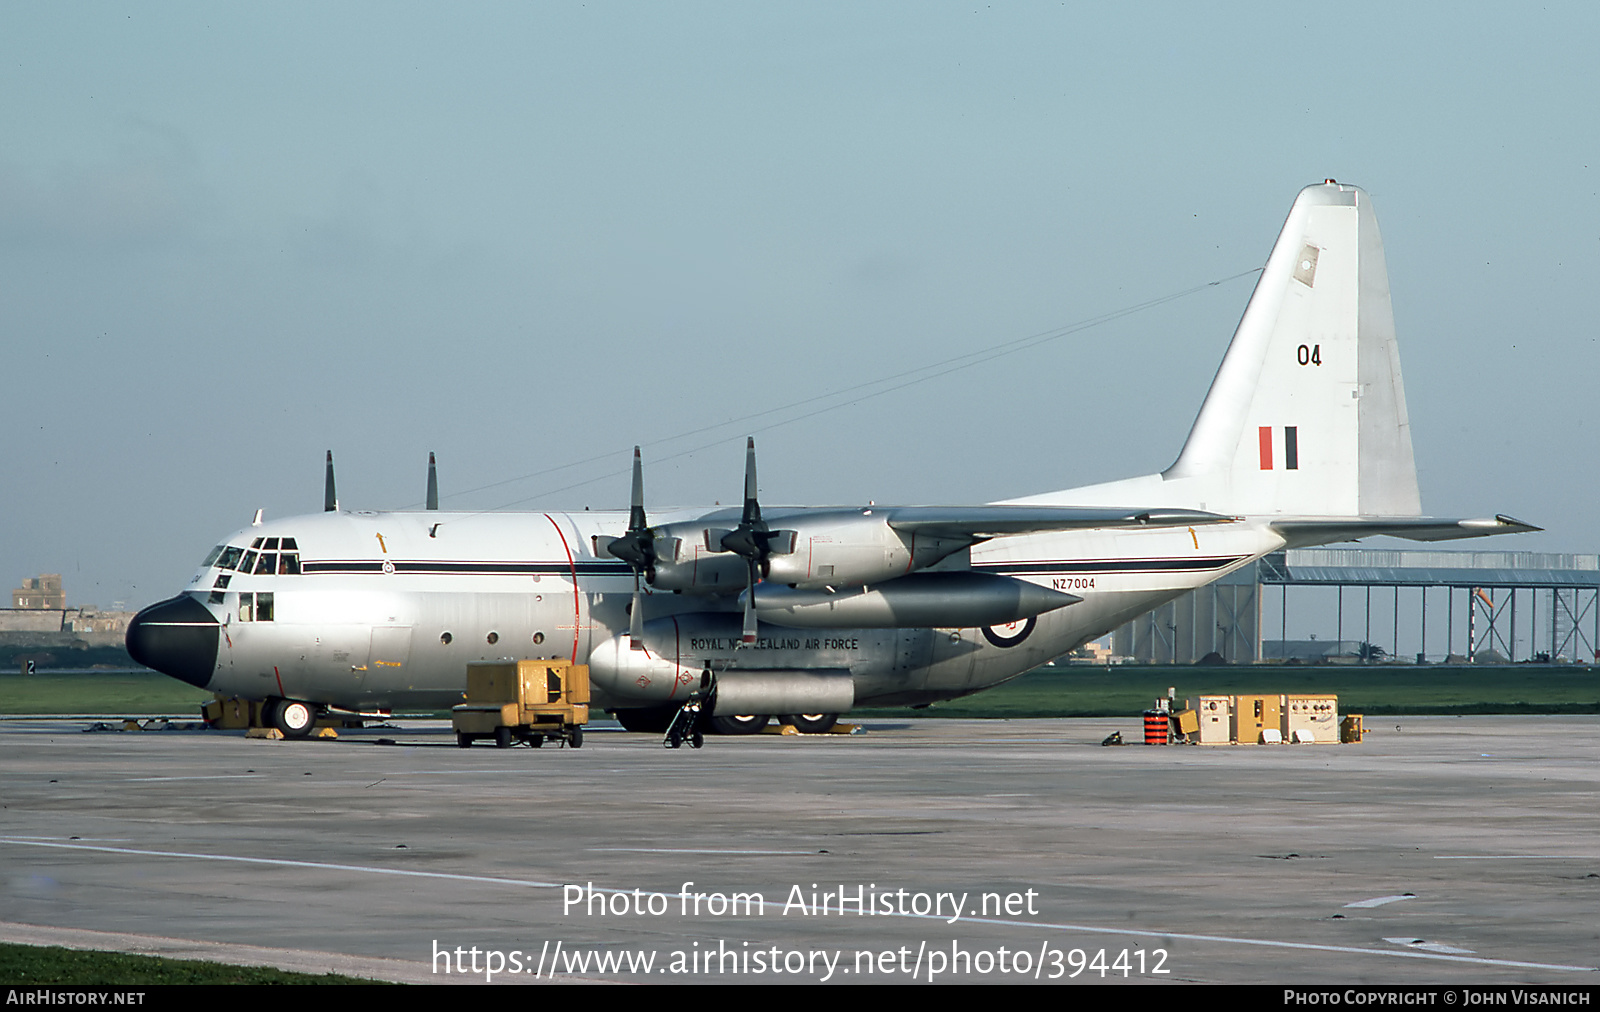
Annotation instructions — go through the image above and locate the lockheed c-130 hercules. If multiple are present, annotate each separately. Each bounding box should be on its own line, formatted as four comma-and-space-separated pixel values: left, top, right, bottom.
126, 181, 1535, 739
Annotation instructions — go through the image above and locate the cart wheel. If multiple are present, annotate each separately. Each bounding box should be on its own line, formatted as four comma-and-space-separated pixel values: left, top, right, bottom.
457, 732, 472, 749
494, 726, 512, 749
528, 734, 544, 748
664, 738, 680, 749
690, 733, 704, 749
570, 727, 583, 749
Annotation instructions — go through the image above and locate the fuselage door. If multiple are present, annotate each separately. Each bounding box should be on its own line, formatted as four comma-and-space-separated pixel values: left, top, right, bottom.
364, 625, 415, 698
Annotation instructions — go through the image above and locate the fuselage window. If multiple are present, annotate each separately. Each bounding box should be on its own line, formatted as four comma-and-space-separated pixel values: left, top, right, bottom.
237, 592, 275, 622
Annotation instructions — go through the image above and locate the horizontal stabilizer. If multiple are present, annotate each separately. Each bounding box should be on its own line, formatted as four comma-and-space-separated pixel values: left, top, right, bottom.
886, 505, 1232, 540
1271, 515, 1541, 547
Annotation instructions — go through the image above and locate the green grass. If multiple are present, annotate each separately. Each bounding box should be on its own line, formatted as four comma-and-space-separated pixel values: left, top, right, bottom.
0, 670, 213, 715
0, 942, 386, 985
855, 664, 1600, 718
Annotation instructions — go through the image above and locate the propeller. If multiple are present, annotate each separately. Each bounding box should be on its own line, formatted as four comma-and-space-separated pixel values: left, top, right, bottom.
713, 438, 794, 645
323, 451, 338, 512
426, 452, 439, 510
603, 447, 654, 647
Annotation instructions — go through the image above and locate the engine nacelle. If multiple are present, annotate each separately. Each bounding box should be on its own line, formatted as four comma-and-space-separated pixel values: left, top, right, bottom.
586, 612, 864, 708
640, 532, 750, 593
762, 512, 967, 588
748, 572, 1080, 629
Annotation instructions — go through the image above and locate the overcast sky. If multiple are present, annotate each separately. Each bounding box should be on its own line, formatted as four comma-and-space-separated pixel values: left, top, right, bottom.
5, 3, 1596, 609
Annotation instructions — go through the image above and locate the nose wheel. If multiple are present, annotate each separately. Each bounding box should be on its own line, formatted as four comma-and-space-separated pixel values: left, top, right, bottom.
265, 698, 319, 739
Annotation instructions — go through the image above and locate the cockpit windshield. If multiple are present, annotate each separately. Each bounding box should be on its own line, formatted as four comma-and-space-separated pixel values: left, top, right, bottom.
211, 538, 299, 574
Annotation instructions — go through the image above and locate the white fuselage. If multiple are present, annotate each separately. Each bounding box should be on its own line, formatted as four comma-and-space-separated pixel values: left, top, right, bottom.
181, 506, 1283, 714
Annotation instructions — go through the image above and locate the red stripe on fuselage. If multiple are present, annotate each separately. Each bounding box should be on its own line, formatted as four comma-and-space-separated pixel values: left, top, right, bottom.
543, 514, 581, 664
1258, 426, 1273, 470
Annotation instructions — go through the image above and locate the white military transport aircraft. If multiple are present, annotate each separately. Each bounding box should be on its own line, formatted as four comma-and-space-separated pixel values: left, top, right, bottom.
127, 181, 1535, 738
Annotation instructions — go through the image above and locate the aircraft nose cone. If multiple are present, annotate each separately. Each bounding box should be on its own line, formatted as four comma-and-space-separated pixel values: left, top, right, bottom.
125, 594, 220, 689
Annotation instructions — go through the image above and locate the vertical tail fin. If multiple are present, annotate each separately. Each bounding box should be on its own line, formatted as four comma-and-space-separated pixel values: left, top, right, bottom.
1164, 181, 1420, 517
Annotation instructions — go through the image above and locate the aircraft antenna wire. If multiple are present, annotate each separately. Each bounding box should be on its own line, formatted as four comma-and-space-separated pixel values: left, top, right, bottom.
415, 266, 1263, 515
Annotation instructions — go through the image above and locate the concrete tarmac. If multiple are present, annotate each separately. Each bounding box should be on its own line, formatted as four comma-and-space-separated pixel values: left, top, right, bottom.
1, 715, 1596, 985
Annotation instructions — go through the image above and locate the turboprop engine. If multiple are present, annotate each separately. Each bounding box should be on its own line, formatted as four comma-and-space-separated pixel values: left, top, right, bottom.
586, 613, 858, 714
645, 510, 969, 592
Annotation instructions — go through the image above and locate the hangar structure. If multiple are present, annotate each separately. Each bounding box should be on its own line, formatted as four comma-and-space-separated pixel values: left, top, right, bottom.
1111, 548, 1600, 665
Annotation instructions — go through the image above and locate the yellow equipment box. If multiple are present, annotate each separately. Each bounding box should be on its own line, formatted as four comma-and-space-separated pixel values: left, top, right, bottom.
452, 659, 590, 749
1285, 694, 1340, 743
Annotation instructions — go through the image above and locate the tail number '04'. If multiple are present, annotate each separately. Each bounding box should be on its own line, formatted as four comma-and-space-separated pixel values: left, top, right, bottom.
1297, 343, 1322, 366
1053, 577, 1095, 590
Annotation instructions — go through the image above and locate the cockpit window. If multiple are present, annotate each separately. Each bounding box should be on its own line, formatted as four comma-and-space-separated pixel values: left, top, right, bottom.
214, 541, 299, 575
202, 546, 224, 567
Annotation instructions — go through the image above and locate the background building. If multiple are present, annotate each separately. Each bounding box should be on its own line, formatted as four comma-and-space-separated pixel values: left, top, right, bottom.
1113, 548, 1600, 664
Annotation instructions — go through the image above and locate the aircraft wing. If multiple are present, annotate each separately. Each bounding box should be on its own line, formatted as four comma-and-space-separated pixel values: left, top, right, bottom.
1271, 515, 1541, 546
884, 505, 1234, 540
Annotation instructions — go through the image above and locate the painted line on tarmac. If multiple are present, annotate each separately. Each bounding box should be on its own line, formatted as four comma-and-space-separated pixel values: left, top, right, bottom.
590, 847, 817, 855
1435, 854, 1594, 860
4, 837, 1594, 974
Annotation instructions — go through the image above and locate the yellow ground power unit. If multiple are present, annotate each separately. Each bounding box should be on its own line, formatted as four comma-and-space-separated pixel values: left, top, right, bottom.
1188, 695, 1234, 745
453, 659, 590, 749
1285, 695, 1340, 744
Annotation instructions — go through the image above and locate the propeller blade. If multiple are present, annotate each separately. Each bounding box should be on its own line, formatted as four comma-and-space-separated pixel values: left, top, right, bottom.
628, 446, 646, 532
323, 451, 337, 512
741, 558, 759, 645
740, 436, 761, 526
630, 575, 646, 648
426, 452, 439, 510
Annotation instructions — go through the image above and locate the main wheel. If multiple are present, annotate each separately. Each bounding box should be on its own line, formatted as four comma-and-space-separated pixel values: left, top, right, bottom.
708, 714, 768, 735
270, 699, 318, 739
783, 713, 838, 734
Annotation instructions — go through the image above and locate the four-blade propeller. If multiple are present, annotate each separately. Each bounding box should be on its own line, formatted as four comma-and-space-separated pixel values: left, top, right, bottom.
603, 447, 656, 647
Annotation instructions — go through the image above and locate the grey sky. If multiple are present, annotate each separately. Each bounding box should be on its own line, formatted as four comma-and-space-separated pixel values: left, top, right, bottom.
4, 3, 1596, 608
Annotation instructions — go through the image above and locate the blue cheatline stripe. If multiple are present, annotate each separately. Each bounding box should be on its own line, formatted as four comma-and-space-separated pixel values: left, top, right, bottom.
299, 560, 633, 576
974, 556, 1245, 576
